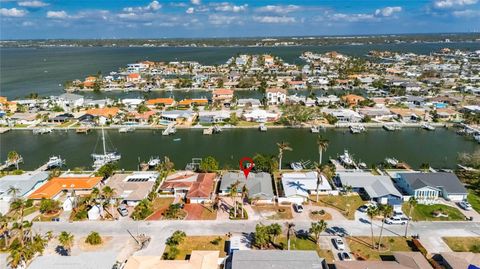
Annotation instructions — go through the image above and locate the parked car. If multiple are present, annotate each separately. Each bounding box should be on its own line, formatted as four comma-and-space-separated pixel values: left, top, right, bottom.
338, 252, 353, 261
51, 217, 60, 222
333, 238, 345, 250
293, 203, 304, 213
384, 216, 407, 225
118, 206, 129, 217
358, 205, 368, 212
458, 201, 473, 211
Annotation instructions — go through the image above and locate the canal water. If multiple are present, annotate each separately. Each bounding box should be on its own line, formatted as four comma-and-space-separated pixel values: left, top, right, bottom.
1, 128, 477, 170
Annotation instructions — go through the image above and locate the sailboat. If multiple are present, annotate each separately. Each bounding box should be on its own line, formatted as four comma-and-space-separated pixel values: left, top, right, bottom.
91, 128, 121, 168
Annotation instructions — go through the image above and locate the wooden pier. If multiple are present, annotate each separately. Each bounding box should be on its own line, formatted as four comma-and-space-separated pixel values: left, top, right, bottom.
0, 128, 11, 134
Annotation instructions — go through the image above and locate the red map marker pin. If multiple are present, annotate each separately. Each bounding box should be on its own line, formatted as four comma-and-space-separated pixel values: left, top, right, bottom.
239, 157, 254, 179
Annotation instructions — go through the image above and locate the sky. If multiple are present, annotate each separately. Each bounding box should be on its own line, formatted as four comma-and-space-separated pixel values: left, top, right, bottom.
1, 0, 480, 39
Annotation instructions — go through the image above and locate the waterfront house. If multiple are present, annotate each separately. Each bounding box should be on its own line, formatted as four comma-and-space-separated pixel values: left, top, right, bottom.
125, 110, 156, 125
146, 98, 175, 108
237, 98, 261, 108
242, 109, 279, 122
342, 94, 365, 106
321, 109, 363, 123
358, 106, 393, 120
160, 110, 195, 124
124, 251, 220, 269
0, 96, 17, 113
0, 172, 49, 214
219, 172, 275, 204
9, 112, 38, 125
178, 98, 209, 108
212, 88, 234, 106
396, 172, 467, 204
280, 172, 335, 204
389, 108, 426, 122
198, 110, 231, 124
49, 113, 74, 123
83, 76, 97, 88
230, 250, 327, 269
126, 73, 141, 83
335, 172, 403, 208
159, 171, 199, 196
186, 173, 216, 204
28, 176, 103, 200
266, 88, 287, 105
56, 93, 84, 111
121, 98, 144, 109
316, 95, 340, 105
85, 107, 120, 118
77, 113, 95, 125
105, 172, 158, 206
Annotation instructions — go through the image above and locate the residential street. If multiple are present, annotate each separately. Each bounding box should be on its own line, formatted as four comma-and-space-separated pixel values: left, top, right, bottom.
32, 219, 480, 256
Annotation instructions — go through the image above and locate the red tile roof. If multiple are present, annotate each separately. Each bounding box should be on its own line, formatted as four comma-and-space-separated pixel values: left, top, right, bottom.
186, 173, 216, 199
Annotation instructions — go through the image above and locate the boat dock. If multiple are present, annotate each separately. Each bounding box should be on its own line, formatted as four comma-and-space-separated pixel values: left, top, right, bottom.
0, 128, 11, 134
76, 126, 91, 134
162, 123, 176, 136
0, 156, 24, 171
203, 127, 213, 135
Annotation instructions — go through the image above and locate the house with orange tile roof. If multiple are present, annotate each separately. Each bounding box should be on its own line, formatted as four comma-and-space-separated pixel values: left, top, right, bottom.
85, 107, 120, 118
159, 171, 198, 196
29, 176, 103, 200
127, 73, 141, 83
186, 173, 216, 204
83, 76, 97, 88
0, 96, 17, 113
212, 89, 234, 106
178, 98, 209, 107
126, 110, 156, 124
145, 98, 175, 108
342, 94, 366, 106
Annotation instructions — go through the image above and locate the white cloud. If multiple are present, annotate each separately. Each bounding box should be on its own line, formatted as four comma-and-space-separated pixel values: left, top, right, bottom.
213, 3, 247, 13
253, 15, 296, 23
328, 12, 376, 22
46, 10, 68, 19
452, 8, 480, 16
255, 5, 300, 14
208, 14, 238, 25
0, 7, 27, 17
123, 1, 161, 13
375, 6, 402, 17
191, 0, 201, 5
433, 0, 477, 9
18, 0, 48, 7
186, 7, 194, 14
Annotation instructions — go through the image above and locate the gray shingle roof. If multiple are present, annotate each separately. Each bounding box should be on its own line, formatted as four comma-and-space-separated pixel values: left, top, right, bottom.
401, 173, 467, 194
220, 172, 274, 200
231, 250, 325, 269
337, 172, 402, 198
0, 172, 49, 198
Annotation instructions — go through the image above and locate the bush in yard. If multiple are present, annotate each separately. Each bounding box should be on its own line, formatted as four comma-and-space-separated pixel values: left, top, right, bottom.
85, 231, 102, 245
163, 246, 179, 260
166, 230, 186, 247
39, 198, 61, 214
210, 237, 222, 245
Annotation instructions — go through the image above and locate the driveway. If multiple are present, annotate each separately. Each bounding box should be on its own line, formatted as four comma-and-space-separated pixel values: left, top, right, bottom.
293, 204, 348, 221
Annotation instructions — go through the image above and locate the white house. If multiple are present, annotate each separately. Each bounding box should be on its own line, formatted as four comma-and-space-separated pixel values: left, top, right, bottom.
281, 172, 335, 204
266, 88, 287, 105
56, 93, 85, 111
322, 109, 363, 123
0, 172, 49, 214
243, 109, 279, 122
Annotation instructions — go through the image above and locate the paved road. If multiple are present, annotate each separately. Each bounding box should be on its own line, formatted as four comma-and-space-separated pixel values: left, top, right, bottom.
32, 219, 480, 255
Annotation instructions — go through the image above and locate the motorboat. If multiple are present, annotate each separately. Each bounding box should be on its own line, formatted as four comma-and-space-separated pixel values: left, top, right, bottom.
119, 126, 135, 133
46, 156, 65, 169
358, 162, 367, 169
383, 123, 401, 131
148, 157, 161, 168
349, 125, 366, 134
339, 150, 354, 166
310, 126, 320, 133
385, 157, 399, 167
290, 162, 303, 171
421, 123, 435, 131
259, 124, 267, 132
33, 128, 52, 135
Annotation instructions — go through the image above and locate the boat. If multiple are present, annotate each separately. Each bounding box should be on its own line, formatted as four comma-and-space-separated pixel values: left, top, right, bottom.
173, 138, 182, 142
33, 128, 52, 135
203, 127, 213, 135
310, 126, 320, 133
213, 125, 222, 133
385, 157, 399, 167
358, 162, 367, 169
349, 125, 366, 134
383, 123, 401, 131
119, 126, 135, 133
91, 128, 121, 168
46, 156, 65, 169
162, 124, 176, 136
290, 162, 303, 171
339, 150, 354, 166
259, 124, 267, 132
148, 156, 161, 168
421, 123, 435, 131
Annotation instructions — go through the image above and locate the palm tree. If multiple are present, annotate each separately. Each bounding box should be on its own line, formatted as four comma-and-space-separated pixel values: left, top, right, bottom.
309, 220, 327, 245
7, 186, 20, 201
366, 205, 379, 249
229, 180, 241, 219
240, 185, 249, 219
420, 163, 430, 172
313, 162, 324, 203
277, 142, 292, 171
316, 136, 329, 165
7, 248, 23, 269
163, 156, 175, 175
377, 204, 393, 250
10, 199, 27, 246
7, 151, 20, 169
58, 231, 74, 256
405, 197, 417, 238
285, 222, 295, 250
102, 186, 116, 218
90, 187, 100, 205
269, 223, 282, 243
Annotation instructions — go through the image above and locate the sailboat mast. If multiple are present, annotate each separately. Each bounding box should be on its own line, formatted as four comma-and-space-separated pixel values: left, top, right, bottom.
102, 128, 106, 155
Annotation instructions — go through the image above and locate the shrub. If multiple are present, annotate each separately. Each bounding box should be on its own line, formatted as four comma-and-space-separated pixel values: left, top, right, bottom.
163, 246, 179, 260
85, 231, 102, 245
166, 230, 186, 247
210, 237, 222, 246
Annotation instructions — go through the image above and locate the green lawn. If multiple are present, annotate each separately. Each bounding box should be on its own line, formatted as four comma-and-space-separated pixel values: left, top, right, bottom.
467, 190, 480, 213
347, 236, 414, 260
314, 194, 365, 220
277, 235, 334, 263
163, 236, 228, 260
403, 203, 465, 221
443, 237, 480, 253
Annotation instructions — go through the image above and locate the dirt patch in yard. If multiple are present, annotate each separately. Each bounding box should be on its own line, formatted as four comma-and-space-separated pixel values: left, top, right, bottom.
253, 205, 293, 220
184, 204, 217, 220
78, 236, 113, 252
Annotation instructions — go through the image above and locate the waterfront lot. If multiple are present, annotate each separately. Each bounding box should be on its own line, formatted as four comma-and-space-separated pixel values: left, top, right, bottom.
442, 237, 480, 253
402, 203, 465, 221
313, 194, 365, 220
252, 205, 293, 220
346, 236, 414, 260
